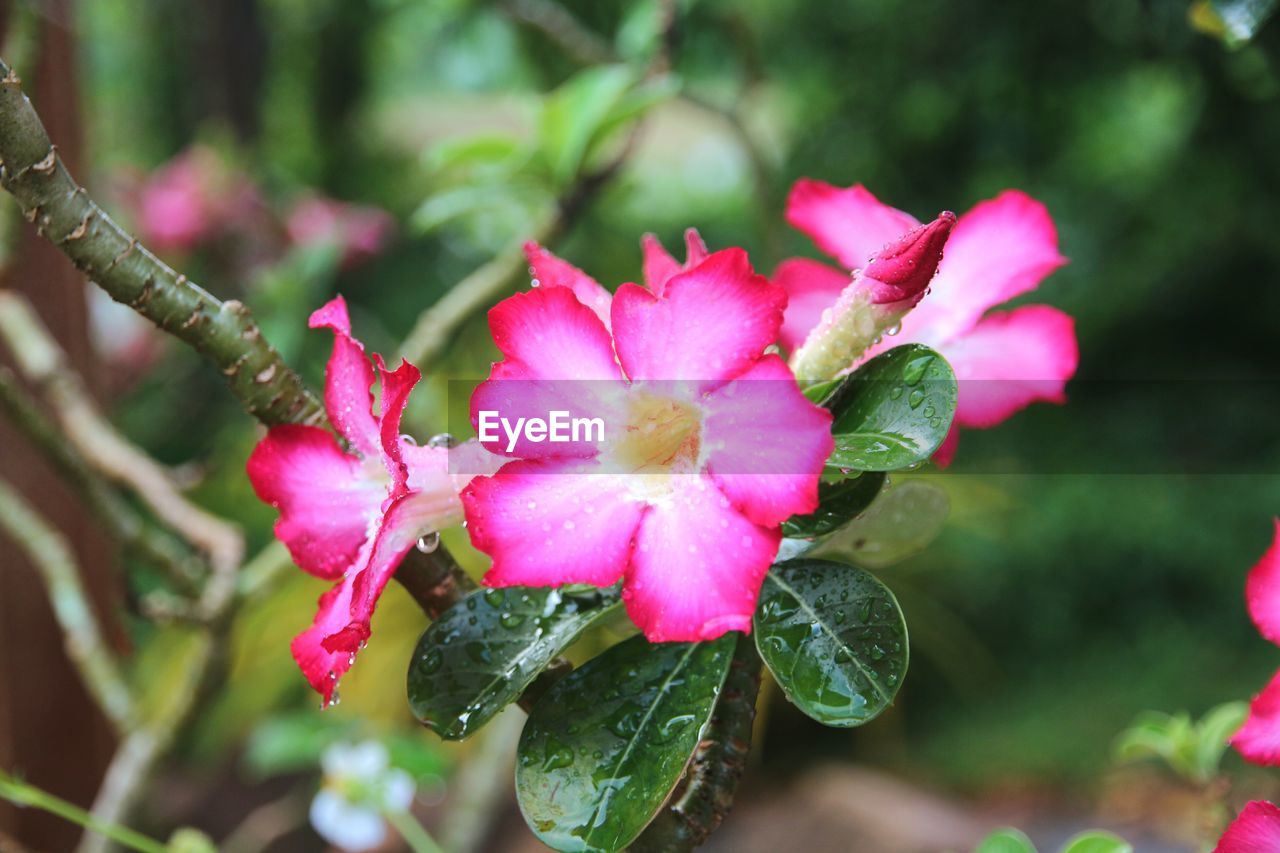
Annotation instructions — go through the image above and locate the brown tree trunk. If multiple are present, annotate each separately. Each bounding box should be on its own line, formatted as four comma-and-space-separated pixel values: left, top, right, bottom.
0, 3, 120, 848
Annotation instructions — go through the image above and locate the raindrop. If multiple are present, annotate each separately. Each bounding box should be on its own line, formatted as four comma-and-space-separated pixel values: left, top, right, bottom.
416, 531, 441, 553
884, 322, 902, 337
428, 433, 457, 448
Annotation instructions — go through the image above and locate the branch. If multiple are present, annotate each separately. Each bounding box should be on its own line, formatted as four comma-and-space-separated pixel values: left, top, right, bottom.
0, 290, 244, 575
0, 477, 134, 731
496, 0, 615, 64
631, 633, 762, 852
0, 57, 321, 427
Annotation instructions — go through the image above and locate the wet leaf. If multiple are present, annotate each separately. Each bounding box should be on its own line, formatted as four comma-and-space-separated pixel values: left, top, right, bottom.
516, 634, 735, 852
814, 479, 950, 569
781, 472, 886, 539
824, 344, 956, 472
407, 586, 621, 740
754, 559, 908, 727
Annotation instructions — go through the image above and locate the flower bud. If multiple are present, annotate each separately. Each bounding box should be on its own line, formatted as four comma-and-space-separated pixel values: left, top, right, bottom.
789, 211, 954, 381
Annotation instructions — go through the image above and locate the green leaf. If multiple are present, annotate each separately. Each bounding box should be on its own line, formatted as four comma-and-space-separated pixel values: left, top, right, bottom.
408, 586, 622, 740
814, 479, 950, 569
540, 65, 638, 185
1193, 700, 1247, 781
516, 634, 735, 852
781, 472, 886, 539
754, 559, 908, 727
425, 134, 529, 176
975, 828, 1037, 853
825, 344, 957, 472
1058, 831, 1133, 853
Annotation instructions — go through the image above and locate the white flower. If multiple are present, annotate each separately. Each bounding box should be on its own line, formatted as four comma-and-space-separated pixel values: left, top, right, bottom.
309, 741, 416, 852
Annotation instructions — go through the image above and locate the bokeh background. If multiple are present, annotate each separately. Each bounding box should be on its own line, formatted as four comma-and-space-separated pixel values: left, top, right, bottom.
2, 0, 1279, 850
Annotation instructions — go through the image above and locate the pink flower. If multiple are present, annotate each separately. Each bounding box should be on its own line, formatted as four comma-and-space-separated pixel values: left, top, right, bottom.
134, 146, 262, 253
776, 179, 1078, 463
286, 195, 396, 270
1214, 801, 1280, 852
1231, 520, 1280, 764
247, 296, 499, 703
462, 235, 834, 642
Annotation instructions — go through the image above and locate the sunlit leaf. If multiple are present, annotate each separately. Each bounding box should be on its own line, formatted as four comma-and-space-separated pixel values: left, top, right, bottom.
408, 586, 621, 740
1059, 831, 1133, 853
754, 559, 908, 727
540, 65, 638, 184
975, 828, 1037, 853
516, 634, 734, 852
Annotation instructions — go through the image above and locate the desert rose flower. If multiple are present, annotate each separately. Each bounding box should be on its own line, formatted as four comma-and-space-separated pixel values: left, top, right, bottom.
776, 180, 1078, 462
247, 296, 500, 703
134, 145, 262, 253
286, 195, 396, 270
1214, 800, 1280, 852
1230, 520, 1280, 764
463, 240, 834, 642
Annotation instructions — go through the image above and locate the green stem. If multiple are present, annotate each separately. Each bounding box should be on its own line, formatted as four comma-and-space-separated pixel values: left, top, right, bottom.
385, 807, 446, 853
0, 770, 166, 853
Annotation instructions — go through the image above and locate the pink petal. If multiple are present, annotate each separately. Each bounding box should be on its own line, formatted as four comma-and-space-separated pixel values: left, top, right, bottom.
524, 241, 614, 330
703, 355, 833, 527
246, 425, 383, 580
465, 458, 644, 587
623, 476, 781, 642
1246, 520, 1280, 646
372, 356, 422, 496
309, 296, 380, 456
612, 248, 786, 387
641, 229, 710, 296
785, 179, 919, 270
858, 212, 955, 307
487, 286, 623, 382
342, 495, 437, 648
932, 424, 960, 468
773, 258, 851, 352
1214, 801, 1280, 852
291, 570, 361, 704
942, 306, 1079, 429
1233, 670, 1280, 766
906, 190, 1067, 345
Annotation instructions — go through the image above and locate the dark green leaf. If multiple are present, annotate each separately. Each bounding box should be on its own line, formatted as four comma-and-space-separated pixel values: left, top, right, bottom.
516, 634, 735, 852
825, 344, 956, 472
813, 479, 949, 569
408, 586, 621, 740
754, 559, 908, 727
781, 472, 886, 539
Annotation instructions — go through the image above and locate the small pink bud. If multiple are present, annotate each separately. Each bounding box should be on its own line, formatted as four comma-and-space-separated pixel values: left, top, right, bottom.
861, 211, 955, 305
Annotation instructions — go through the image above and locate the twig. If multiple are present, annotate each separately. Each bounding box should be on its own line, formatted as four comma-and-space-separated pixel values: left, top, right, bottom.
0, 770, 165, 853
0, 56, 321, 427
631, 633, 762, 852
0, 478, 134, 731
0, 290, 244, 576
496, 0, 615, 65
0, 367, 206, 591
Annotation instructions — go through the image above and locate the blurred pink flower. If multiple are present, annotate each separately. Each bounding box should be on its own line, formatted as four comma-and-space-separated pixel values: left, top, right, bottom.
134, 146, 262, 253
286, 195, 395, 269
775, 180, 1077, 463
246, 296, 499, 704
1214, 800, 1280, 852
1231, 519, 1280, 764
462, 238, 833, 642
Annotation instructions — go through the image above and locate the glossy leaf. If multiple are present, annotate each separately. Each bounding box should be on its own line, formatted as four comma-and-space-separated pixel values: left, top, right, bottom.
1059, 831, 1132, 853
975, 828, 1037, 853
825, 344, 957, 472
516, 635, 735, 852
814, 479, 950, 569
754, 559, 908, 727
781, 471, 886, 539
408, 586, 621, 740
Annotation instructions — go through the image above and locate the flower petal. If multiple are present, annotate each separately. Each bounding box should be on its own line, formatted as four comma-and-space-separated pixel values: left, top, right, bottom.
486, 285, 623, 382
372, 356, 422, 496
309, 296, 380, 457
524, 241, 613, 330
703, 355, 833, 526
785, 179, 919, 269
291, 570, 361, 703
1246, 520, 1280, 646
932, 424, 960, 468
466, 458, 644, 587
641, 229, 710, 296
612, 248, 786, 387
942, 306, 1078, 429
623, 476, 780, 642
246, 425, 383, 580
773, 258, 851, 352
1233, 670, 1280, 767
906, 190, 1067, 345
1214, 801, 1280, 852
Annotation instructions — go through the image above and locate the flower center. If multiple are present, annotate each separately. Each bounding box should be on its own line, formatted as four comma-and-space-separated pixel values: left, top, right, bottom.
611, 390, 703, 479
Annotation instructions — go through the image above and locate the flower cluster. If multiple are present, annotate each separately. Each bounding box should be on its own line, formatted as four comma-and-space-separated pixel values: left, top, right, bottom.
248, 182, 1077, 698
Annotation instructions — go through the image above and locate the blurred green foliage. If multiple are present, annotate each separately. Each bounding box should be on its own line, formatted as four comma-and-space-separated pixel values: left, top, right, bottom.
69, 0, 1280, 811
